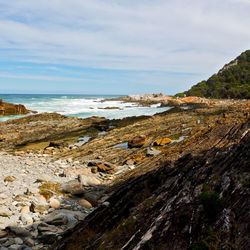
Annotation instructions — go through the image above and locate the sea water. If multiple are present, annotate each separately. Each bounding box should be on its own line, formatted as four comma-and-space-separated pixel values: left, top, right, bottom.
0, 94, 170, 121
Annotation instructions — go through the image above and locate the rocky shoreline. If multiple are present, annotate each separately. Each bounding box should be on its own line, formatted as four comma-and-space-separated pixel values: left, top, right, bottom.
111, 93, 216, 107
0, 98, 249, 249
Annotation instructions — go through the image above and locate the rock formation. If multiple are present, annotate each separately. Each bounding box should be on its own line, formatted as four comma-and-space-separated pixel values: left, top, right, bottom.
53, 118, 250, 250
0, 99, 35, 116
0, 98, 249, 249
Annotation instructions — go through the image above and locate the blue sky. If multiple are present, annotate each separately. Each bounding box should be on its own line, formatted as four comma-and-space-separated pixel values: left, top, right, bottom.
0, 0, 249, 95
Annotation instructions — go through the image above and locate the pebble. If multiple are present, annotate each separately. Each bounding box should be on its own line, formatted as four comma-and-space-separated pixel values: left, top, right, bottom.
0, 150, 118, 248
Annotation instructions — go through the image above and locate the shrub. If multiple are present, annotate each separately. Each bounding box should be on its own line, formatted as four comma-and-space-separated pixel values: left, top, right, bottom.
198, 191, 224, 219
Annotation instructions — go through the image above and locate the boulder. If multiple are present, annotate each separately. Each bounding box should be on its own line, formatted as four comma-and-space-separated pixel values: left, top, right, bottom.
49, 198, 60, 209
59, 180, 82, 194
79, 175, 101, 186
128, 135, 147, 148
30, 198, 49, 213
0, 100, 35, 116
63, 167, 91, 178
20, 213, 33, 225
78, 199, 93, 209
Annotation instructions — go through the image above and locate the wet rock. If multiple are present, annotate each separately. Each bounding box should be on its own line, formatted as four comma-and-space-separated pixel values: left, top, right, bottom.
128, 135, 147, 148
146, 147, 161, 156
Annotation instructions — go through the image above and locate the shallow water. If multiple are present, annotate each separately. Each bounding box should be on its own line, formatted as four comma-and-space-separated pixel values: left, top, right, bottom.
113, 142, 128, 149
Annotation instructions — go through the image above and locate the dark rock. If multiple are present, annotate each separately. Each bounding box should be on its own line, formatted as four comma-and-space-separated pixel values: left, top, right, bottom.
5, 227, 31, 237
38, 232, 58, 244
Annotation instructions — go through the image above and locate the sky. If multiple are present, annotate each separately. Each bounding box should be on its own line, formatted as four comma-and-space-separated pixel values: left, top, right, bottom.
0, 0, 249, 95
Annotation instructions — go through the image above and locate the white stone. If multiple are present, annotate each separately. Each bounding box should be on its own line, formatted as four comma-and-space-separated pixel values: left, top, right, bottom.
20, 213, 33, 225
0, 208, 11, 217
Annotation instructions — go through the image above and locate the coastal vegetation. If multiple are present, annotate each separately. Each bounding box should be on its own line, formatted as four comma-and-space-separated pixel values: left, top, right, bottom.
176, 50, 250, 99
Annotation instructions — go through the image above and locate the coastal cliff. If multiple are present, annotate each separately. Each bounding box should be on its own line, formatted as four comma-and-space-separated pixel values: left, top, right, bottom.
0, 98, 35, 117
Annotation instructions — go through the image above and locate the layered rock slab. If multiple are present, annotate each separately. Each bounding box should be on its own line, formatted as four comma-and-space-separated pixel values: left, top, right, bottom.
0, 99, 35, 116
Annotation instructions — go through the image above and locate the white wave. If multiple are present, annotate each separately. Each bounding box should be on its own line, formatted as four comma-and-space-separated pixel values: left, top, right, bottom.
2, 96, 170, 121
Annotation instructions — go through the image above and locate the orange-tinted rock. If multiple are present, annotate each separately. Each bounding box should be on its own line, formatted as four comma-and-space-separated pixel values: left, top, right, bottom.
97, 163, 114, 173
88, 160, 115, 173
103, 107, 121, 110
154, 138, 171, 146
0, 100, 35, 116
128, 135, 147, 148
20, 206, 30, 214
63, 167, 91, 178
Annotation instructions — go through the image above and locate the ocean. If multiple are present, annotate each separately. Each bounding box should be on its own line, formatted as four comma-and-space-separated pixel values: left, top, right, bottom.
0, 94, 170, 122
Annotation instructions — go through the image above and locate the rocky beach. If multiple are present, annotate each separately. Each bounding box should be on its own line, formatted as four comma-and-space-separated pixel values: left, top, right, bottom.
0, 95, 249, 249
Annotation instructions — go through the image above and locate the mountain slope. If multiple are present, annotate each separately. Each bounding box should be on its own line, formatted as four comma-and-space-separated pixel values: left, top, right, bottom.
176, 50, 250, 99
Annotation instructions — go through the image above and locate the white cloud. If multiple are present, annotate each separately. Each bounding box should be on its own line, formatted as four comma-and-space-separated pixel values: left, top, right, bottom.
0, 0, 249, 75
0, 72, 90, 82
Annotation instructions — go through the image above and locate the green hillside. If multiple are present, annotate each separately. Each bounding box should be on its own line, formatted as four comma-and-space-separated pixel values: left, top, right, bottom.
176, 50, 250, 99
